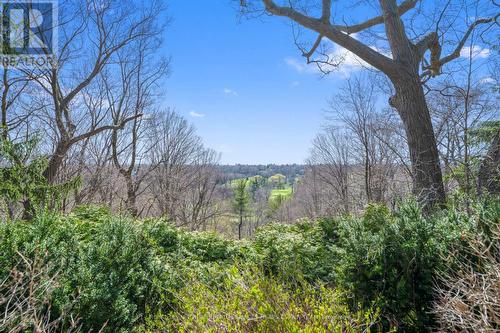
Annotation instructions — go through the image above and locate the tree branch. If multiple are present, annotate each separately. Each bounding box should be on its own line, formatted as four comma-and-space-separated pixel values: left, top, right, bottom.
420, 14, 499, 78
332, 0, 419, 34
262, 0, 396, 75
321, 0, 331, 22
378, 0, 412, 61
303, 34, 323, 62
70, 113, 142, 145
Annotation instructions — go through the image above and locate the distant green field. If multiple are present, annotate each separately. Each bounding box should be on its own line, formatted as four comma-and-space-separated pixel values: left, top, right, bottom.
226, 176, 293, 207
270, 187, 293, 202
227, 175, 263, 188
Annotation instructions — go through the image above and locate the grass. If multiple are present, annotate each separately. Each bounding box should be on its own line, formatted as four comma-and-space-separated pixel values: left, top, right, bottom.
270, 187, 293, 198
269, 187, 293, 205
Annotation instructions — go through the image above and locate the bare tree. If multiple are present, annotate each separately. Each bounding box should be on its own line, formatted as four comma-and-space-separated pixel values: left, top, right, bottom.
328, 76, 378, 203
308, 129, 353, 214
429, 53, 498, 200
250, 185, 272, 231
1, 67, 31, 141
71, 132, 114, 207
294, 166, 323, 219
477, 128, 500, 196
175, 148, 220, 230
329, 75, 418, 206
25, 0, 165, 185
149, 110, 220, 229
239, 0, 499, 209
106, 34, 170, 216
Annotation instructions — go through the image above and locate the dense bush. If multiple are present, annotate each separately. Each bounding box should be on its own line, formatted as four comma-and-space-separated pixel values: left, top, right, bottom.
0, 206, 244, 332
330, 202, 467, 331
247, 200, 496, 331
0, 209, 159, 332
251, 221, 337, 281
1, 200, 498, 332
145, 266, 380, 333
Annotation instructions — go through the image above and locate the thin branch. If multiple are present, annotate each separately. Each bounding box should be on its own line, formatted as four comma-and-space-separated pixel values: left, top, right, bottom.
420, 14, 499, 78
262, 0, 396, 75
303, 34, 323, 62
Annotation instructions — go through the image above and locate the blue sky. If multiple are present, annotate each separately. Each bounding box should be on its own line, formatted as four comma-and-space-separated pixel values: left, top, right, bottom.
162, 1, 347, 164
160, 1, 495, 165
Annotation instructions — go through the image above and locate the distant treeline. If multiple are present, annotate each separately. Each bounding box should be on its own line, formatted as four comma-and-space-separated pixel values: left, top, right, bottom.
217, 164, 305, 183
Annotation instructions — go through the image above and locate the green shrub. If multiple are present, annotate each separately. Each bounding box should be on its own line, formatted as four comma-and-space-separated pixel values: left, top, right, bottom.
142, 218, 179, 253
178, 231, 242, 262
0, 213, 79, 277
59, 217, 164, 332
1, 198, 497, 332
251, 221, 337, 282
332, 201, 472, 331
251, 201, 492, 331
0, 212, 166, 332
143, 266, 381, 333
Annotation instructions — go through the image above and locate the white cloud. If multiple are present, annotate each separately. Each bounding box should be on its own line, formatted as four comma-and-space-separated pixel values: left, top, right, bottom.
460, 45, 491, 59
284, 57, 315, 74
223, 88, 238, 96
291, 80, 300, 87
328, 49, 372, 77
189, 110, 205, 118
479, 76, 496, 84
285, 50, 369, 78
284, 36, 388, 78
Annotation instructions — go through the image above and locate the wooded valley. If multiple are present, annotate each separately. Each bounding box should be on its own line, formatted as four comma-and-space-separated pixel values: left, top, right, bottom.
0, 0, 499, 332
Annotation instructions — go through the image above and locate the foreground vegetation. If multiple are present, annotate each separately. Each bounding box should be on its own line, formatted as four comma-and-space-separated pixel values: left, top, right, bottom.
1, 197, 498, 332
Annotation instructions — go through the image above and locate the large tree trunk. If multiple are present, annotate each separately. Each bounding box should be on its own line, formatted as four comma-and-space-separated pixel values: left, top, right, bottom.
21, 140, 70, 219
124, 175, 138, 217
390, 75, 446, 209
364, 149, 372, 202
43, 140, 71, 184
2, 68, 10, 140
256, 0, 497, 210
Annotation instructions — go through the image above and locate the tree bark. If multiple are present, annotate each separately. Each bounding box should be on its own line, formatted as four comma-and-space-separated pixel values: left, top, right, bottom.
43, 140, 71, 184
1, 68, 8, 139
364, 147, 372, 202
125, 176, 138, 217
238, 209, 243, 240
390, 75, 445, 208
477, 129, 500, 196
